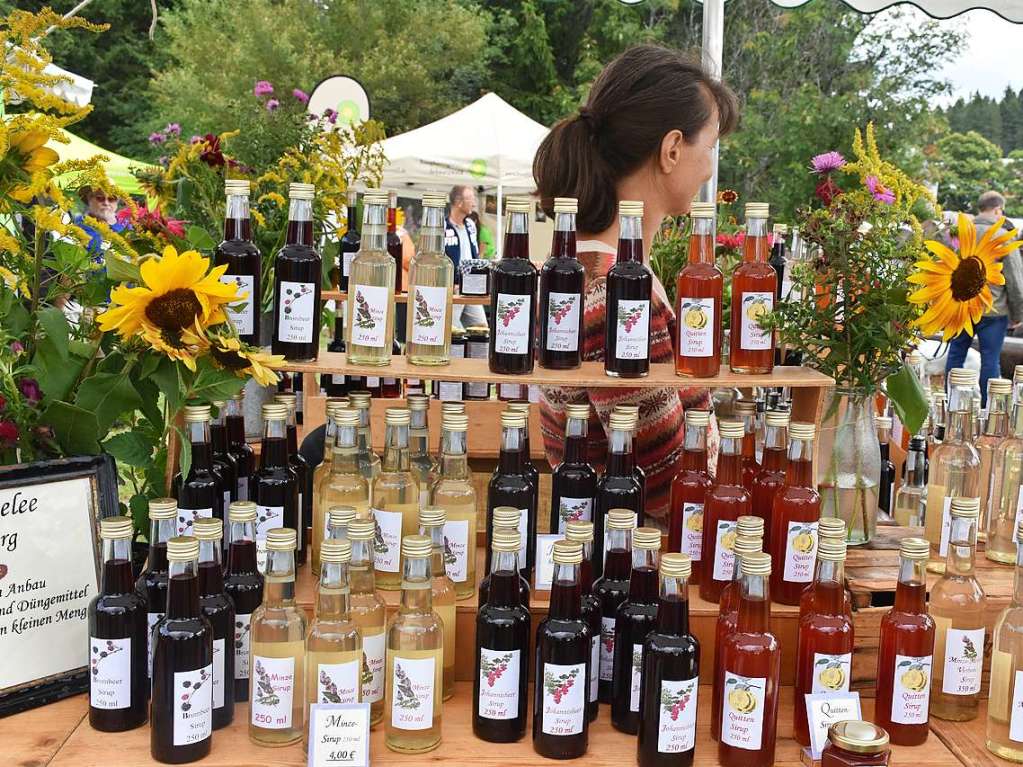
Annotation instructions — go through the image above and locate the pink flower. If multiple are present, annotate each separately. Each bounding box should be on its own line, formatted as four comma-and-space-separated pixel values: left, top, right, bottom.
189, 135, 202, 144
148, 131, 166, 145
866, 175, 895, 205
0, 420, 16, 444
253, 80, 274, 97
164, 122, 181, 136
18, 378, 41, 402
810, 151, 846, 174
292, 88, 308, 103
266, 99, 280, 112
323, 108, 338, 124
716, 232, 745, 249
0, 394, 6, 410
10, 341, 23, 354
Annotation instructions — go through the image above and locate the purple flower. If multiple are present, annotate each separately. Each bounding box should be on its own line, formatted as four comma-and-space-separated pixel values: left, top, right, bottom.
164, 122, 181, 136
810, 151, 846, 174
10, 341, 24, 354
292, 88, 308, 104
266, 98, 280, 112
189, 135, 202, 145
253, 80, 274, 97
323, 108, 338, 124
18, 378, 41, 402
866, 175, 895, 205
148, 131, 166, 145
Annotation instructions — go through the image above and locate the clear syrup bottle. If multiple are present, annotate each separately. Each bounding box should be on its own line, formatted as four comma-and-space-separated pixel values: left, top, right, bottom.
894, 436, 928, 527
316, 408, 369, 573
348, 391, 382, 490
986, 518, 1023, 760
429, 411, 478, 599
419, 507, 458, 700
987, 387, 1023, 563
372, 407, 420, 590
347, 190, 396, 366
407, 393, 437, 509
406, 193, 454, 365
346, 519, 387, 726
979, 377, 1012, 540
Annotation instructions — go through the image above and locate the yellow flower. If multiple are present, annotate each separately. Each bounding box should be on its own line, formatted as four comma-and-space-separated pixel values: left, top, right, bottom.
209, 336, 283, 387
908, 213, 1020, 340
7, 129, 60, 202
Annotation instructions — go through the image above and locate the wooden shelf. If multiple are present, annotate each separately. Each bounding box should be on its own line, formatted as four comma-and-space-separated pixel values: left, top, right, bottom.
322, 290, 489, 305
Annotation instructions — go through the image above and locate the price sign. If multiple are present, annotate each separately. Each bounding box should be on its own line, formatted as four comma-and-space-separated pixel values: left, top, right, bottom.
307, 702, 370, 767
804, 691, 862, 760
533, 534, 560, 592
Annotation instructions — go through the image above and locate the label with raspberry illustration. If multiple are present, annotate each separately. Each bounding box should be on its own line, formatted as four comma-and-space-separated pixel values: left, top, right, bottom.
251, 655, 297, 729
590, 635, 599, 702
410, 285, 448, 346
712, 520, 739, 582
545, 292, 581, 352
212, 637, 225, 709
679, 297, 715, 357
599, 617, 616, 682
721, 672, 767, 750
556, 496, 593, 533
679, 502, 704, 562
738, 291, 773, 350
89, 636, 131, 709
277, 280, 317, 343
657, 678, 699, 753
541, 662, 585, 736
891, 654, 932, 724
478, 648, 521, 720
941, 626, 984, 695
389, 654, 438, 731
147, 612, 163, 677
615, 299, 650, 360
221, 274, 255, 336
173, 664, 213, 746
349, 284, 389, 348
176, 506, 213, 537
783, 520, 819, 583
442, 519, 470, 583
630, 643, 644, 712
371, 508, 403, 573
461, 272, 487, 295
811, 652, 852, 693
494, 293, 532, 355
316, 656, 361, 704
254, 504, 284, 573
362, 630, 386, 703
234, 614, 252, 680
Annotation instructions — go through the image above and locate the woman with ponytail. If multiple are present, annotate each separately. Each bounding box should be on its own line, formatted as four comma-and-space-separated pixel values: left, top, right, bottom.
535, 44, 739, 527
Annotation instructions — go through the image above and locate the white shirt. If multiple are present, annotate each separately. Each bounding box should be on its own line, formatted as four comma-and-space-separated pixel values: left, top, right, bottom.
455, 223, 472, 265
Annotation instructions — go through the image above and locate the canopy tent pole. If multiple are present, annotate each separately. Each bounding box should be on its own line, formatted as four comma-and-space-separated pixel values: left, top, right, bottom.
496, 182, 504, 259
699, 0, 725, 205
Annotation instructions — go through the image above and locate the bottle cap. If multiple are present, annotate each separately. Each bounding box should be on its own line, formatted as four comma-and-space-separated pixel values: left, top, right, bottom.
261, 403, 288, 420
364, 191, 388, 206
348, 391, 372, 406
607, 509, 637, 530
719, 420, 745, 439
507, 401, 530, 414
900, 537, 930, 559
874, 415, 892, 429
613, 404, 640, 417
948, 367, 979, 386
734, 400, 757, 416
402, 534, 433, 558
275, 392, 297, 408
505, 197, 532, 214
167, 536, 200, 561
907, 350, 923, 365
422, 193, 447, 209
406, 393, 430, 411
632, 527, 661, 550
740, 551, 771, 576
441, 402, 466, 417
334, 408, 360, 426
949, 497, 980, 518
552, 539, 583, 565
689, 202, 715, 218
492, 507, 521, 528
732, 534, 762, 557
764, 410, 790, 427
660, 552, 692, 578
192, 517, 223, 541
491, 529, 521, 552
932, 390, 947, 402
442, 413, 469, 431
773, 223, 789, 235
827, 721, 889, 754
817, 537, 847, 562
564, 520, 594, 543
183, 404, 211, 422
266, 528, 297, 551
685, 409, 711, 427
618, 200, 644, 216
565, 404, 591, 420
231, 391, 245, 403
320, 539, 352, 564
736, 516, 764, 538
100, 516, 134, 540
328, 506, 357, 528
148, 497, 178, 520
289, 182, 315, 200
608, 412, 636, 431
227, 502, 256, 525
384, 407, 411, 426
324, 401, 344, 419
1014, 363, 1023, 382
347, 519, 376, 541
554, 197, 578, 214
1016, 519, 1023, 544
745, 202, 769, 218
500, 411, 527, 428
789, 422, 816, 441
225, 179, 250, 194
817, 517, 847, 539
989, 378, 1012, 395
419, 507, 446, 527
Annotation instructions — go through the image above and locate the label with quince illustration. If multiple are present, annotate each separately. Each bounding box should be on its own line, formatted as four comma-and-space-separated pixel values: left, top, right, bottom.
783, 520, 819, 583
738, 291, 773, 350
811, 652, 852, 693
679, 297, 714, 357
721, 672, 766, 750
679, 502, 704, 562
891, 654, 932, 724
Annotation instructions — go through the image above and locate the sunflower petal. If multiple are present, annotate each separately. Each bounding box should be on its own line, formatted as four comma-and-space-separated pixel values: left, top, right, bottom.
924, 241, 960, 269
958, 213, 976, 259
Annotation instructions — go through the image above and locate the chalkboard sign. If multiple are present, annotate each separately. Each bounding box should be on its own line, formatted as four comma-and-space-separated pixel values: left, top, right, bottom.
0, 454, 119, 717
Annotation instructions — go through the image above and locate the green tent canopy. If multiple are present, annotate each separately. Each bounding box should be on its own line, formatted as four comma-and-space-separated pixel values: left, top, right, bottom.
48, 129, 154, 196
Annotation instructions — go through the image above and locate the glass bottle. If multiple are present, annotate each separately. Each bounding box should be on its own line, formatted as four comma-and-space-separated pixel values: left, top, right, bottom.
793, 538, 854, 746
325, 316, 348, 397
736, 400, 761, 491
987, 518, 1023, 760
348, 391, 382, 489
700, 420, 752, 603
385, 535, 444, 752
611, 527, 661, 734
210, 402, 238, 517
538, 196, 585, 369
550, 403, 598, 535
979, 378, 1012, 538
215, 179, 262, 346
429, 412, 478, 600
151, 537, 213, 763
931, 390, 948, 444
275, 393, 309, 567
224, 501, 264, 703
823, 720, 891, 767
372, 408, 420, 590
675, 201, 722, 378
668, 409, 713, 585
347, 191, 396, 366
89, 516, 148, 732
418, 507, 457, 701
606, 200, 652, 378
594, 509, 635, 703
249, 528, 306, 746
609, 406, 647, 514
317, 408, 370, 573
637, 553, 700, 767
874, 537, 935, 745
173, 405, 223, 535
925, 368, 980, 572
406, 193, 454, 365
594, 411, 643, 576
137, 498, 176, 685
533, 540, 590, 759
931, 497, 986, 721
312, 401, 341, 527
486, 411, 536, 580
251, 403, 298, 574
479, 507, 532, 607
339, 189, 361, 292
325, 506, 356, 543
752, 410, 789, 552
489, 196, 537, 375
386, 191, 402, 293
717, 552, 781, 767
876, 416, 896, 521
987, 389, 1023, 563
193, 518, 235, 730
769, 224, 788, 301
474, 528, 531, 741
407, 394, 436, 509
769, 422, 821, 605
346, 519, 387, 725
797, 517, 853, 622
729, 202, 776, 374
564, 520, 601, 721
894, 436, 928, 527
225, 394, 254, 502
272, 182, 321, 361
505, 400, 541, 513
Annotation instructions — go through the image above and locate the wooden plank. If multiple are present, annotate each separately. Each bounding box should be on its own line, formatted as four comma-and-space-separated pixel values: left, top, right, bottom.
1, 694, 87, 767
322, 290, 489, 305
930, 700, 1002, 767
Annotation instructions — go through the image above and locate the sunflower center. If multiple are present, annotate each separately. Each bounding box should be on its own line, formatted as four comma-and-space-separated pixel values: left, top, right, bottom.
145, 288, 202, 331
950, 256, 987, 302
211, 346, 249, 370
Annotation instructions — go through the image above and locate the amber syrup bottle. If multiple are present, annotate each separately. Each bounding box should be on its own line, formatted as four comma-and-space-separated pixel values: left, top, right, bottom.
637, 553, 700, 767
550, 403, 598, 535
606, 200, 652, 378
151, 537, 214, 764
275, 393, 309, 567
675, 201, 722, 377
486, 411, 536, 580
594, 510, 635, 703
874, 537, 935, 745
751, 410, 789, 552
797, 517, 852, 624
272, 182, 322, 361
611, 527, 661, 734
225, 394, 255, 502
729, 202, 776, 374
251, 403, 298, 573
533, 540, 590, 759
210, 402, 238, 518
489, 196, 536, 374
668, 409, 713, 585
138, 498, 177, 683
474, 528, 531, 742
89, 516, 148, 731
539, 197, 585, 369
594, 411, 643, 578
193, 518, 235, 729
735, 400, 761, 492
224, 501, 264, 702
479, 507, 532, 607
174, 405, 224, 535
215, 179, 261, 346
700, 420, 752, 603
769, 421, 821, 605
339, 189, 361, 292
564, 520, 602, 721
717, 552, 781, 767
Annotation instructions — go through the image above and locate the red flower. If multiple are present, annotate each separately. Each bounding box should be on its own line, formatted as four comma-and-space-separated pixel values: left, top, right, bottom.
0, 394, 6, 410
815, 176, 842, 206
198, 133, 226, 168
120, 203, 187, 240
18, 378, 41, 402
0, 420, 17, 444
716, 232, 745, 249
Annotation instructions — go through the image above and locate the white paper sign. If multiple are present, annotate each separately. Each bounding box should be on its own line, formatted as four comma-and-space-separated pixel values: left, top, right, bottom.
533, 534, 560, 591
307, 703, 371, 767
804, 691, 862, 760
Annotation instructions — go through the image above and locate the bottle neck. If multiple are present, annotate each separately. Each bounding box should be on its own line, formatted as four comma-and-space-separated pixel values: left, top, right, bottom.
387, 205, 397, 234
656, 574, 690, 634
187, 420, 213, 470
945, 515, 978, 575
986, 405, 1009, 437
285, 198, 314, 246
225, 403, 246, 447
688, 217, 715, 264
101, 538, 134, 594
563, 416, 589, 463
604, 528, 633, 578
382, 423, 411, 472
316, 561, 352, 620
812, 559, 845, 612
905, 446, 927, 488
784, 437, 814, 487
716, 437, 743, 484
332, 424, 361, 474
550, 561, 581, 619
224, 193, 252, 241
226, 521, 257, 574
198, 539, 224, 595
418, 206, 445, 254
762, 425, 788, 470
487, 550, 522, 607
361, 202, 388, 252
260, 419, 289, 469
166, 559, 200, 619
736, 572, 771, 633
349, 539, 377, 595
743, 217, 769, 262
400, 556, 433, 613
629, 547, 660, 598
424, 524, 447, 578
606, 427, 635, 475
263, 549, 297, 608
440, 429, 470, 479
681, 423, 708, 470
498, 425, 526, 473
894, 557, 928, 613
616, 213, 643, 264
503, 212, 529, 258
552, 211, 577, 259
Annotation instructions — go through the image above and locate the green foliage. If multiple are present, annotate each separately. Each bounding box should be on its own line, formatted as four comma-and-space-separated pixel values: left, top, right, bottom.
945, 86, 1023, 156
931, 130, 1023, 216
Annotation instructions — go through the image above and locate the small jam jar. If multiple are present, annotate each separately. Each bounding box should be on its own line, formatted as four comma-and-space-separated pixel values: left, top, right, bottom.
822, 721, 890, 767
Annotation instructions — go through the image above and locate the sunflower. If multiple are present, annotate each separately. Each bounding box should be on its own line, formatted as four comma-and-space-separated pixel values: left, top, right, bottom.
908, 213, 1021, 340
7, 129, 60, 202
210, 335, 284, 387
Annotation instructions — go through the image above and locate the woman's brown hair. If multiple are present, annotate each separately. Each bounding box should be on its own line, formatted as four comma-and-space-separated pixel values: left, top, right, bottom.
533, 44, 738, 234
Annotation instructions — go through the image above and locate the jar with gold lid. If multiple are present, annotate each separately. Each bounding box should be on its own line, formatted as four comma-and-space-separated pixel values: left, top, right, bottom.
821, 721, 890, 767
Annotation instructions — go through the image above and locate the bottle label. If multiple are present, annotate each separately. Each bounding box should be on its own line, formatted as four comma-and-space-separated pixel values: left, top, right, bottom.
89, 636, 132, 710
712, 520, 739, 582
721, 672, 767, 750
630, 643, 643, 712
221, 274, 256, 336
939, 495, 954, 556
540, 662, 585, 736
494, 293, 532, 356
362, 631, 386, 703
173, 664, 213, 746
679, 297, 715, 358
331, 373, 347, 385
478, 648, 520, 720
317, 658, 360, 704
223, 489, 232, 515
390, 655, 436, 730
811, 652, 852, 693
277, 280, 317, 343
783, 520, 819, 583
599, 616, 616, 682
1011, 669, 1023, 742
343, 251, 356, 277
176, 506, 213, 537
589, 635, 599, 702
212, 637, 225, 709
366, 376, 381, 388
461, 272, 487, 295
679, 502, 704, 562
237, 476, 249, 502
614, 299, 650, 360
891, 654, 932, 723
147, 612, 163, 677
545, 292, 581, 352
371, 508, 403, 572
657, 677, 699, 753
738, 291, 773, 350
251, 655, 296, 729
255, 504, 284, 573
1014, 489, 1023, 541
350, 284, 389, 348
556, 496, 592, 533
517, 509, 530, 569
234, 614, 252, 680
410, 285, 449, 346
442, 519, 470, 583
941, 626, 985, 695
437, 381, 463, 401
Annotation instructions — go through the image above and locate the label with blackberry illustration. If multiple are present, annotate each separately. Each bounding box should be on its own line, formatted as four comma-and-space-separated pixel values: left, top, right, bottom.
89, 636, 131, 709
277, 280, 317, 343
174, 664, 213, 746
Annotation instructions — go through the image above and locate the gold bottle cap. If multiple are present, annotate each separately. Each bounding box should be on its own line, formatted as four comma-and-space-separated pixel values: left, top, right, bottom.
552, 539, 583, 565
261, 403, 288, 420
183, 404, 211, 422
441, 402, 466, 418
328, 506, 357, 527
492, 507, 521, 528
989, 378, 1013, 395
228, 500, 258, 523
192, 517, 223, 541
773, 223, 789, 235
491, 529, 521, 552
320, 539, 352, 564
212, 399, 226, 411
225, 179, 250, 194
948, 367, 979, 386
324, 401, 343, 419
167, 536, 200, 561
565, 404, 591, 420
740, 551, 771, 576
732, 534, 762, 557
406, 393, 430, 411
100, 516, 134, 540
364, 191, 389, 206
275, 392, 297, 407
554, 197, 578, 214
632, 527, 661, 550
347, 519, 376, 541
689, 202, 715, 219
507, 401, 530, 414
564, 520, 594, 543
817, 517, 846, 539
149, 497, 178, 520
231, 391, 245, 403
266, 528, 297, 551
348, 390, 372, 405
505, 197, 532, 214
384, 407, 411, 426
619, 200, 644, 216
607, 509, 637, 530
1014, 363, 1023, 382
827, 720, 889, 754
500, 411, 528, 428
422, 193, 447, 209
719, 420, 745, 439
764, 410, 790, 427
745, 202, 769, 218
289, 182, 315, 200
900, 537, 930, 559
874, 415, 893, 429
734, 400, 757, 416
402, 534, 433, 559
442, 413, 469, 431
335, 408, 360, 426
613, 404, 640, 417
660, 552, 692, 578
907, 350, 923, 365
817, 537, 847, 562
419, 506, 446, 527
736, 516, 764, 538
608, 412, 636, 431
789, 422, 816, 441
949, 497, 980, 518
932, 390, 947, 402
685, 409, 711, 427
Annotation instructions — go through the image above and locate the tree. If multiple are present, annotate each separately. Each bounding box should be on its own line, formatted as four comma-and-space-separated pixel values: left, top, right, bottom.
932, 130, 1007, 213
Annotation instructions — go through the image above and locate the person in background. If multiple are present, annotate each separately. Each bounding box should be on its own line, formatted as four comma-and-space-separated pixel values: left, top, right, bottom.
946, 190, 1023, 406
73, 185, 128, 256
533, 44, 739, 525
445, 184, 487, 329
468, 210, 495, 259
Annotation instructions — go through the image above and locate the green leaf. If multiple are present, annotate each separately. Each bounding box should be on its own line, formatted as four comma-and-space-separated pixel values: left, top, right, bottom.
104, 255, 142, 284
189, 356, 247, 403
175, 425, 192, 483
129, 493, 149, 538
103, 431, 157, 468
75, 370, 144, 434
151, 356, 183, 414
40, 401, 101, 455
134, 377, 164, 430
33, 339, 88, 403
186, 225, 216, 251
37, 307, 69, 361
885, 363, 929, 435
